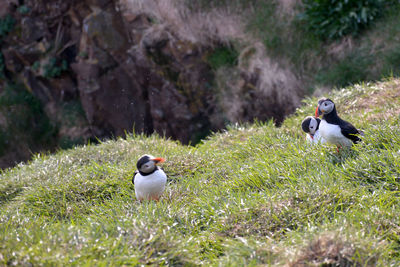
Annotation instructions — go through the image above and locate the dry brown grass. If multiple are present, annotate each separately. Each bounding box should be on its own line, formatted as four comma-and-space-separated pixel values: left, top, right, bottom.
238, 41, 302, 108
326, 37, 355, 60
289, 233, 361, 267
277, 0, 302, 17
119, 0, 245, 46
214, 41, 302, 124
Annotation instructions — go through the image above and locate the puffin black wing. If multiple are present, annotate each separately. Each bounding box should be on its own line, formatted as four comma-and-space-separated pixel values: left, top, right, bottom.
132, 170, 139, 185
340, 120, 361, 143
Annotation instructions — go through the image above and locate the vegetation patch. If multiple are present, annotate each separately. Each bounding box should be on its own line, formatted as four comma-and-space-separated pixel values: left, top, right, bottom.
300, 0, 387, 40
290, 232, 377, 266
23, 179, 122, 220
0, 14, 15, 38
207, 46, 238, 70
0, 84, 56, 156
315, 52, 373, 87
0, 183, 23, 206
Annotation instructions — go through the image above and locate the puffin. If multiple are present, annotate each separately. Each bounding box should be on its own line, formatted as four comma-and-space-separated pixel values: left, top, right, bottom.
315, 98, 361, 148
132, 155, 167, 201
301, 116, 326, 144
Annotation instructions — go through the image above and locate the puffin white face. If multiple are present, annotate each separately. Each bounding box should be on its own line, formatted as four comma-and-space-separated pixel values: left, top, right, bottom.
319, 99, 335, 114
309, 117, 318, 135
139, 160, 156, 174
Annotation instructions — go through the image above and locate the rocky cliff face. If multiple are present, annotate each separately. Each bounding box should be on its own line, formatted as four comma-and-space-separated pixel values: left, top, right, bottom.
0, 0, 302, 168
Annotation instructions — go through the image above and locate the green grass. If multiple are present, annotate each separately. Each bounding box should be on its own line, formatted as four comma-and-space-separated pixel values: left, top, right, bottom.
1, 78, 400, 265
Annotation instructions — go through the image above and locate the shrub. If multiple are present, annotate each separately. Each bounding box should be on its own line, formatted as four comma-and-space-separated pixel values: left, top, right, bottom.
43, 58, 68, 78
0, 14, 15, 38
300, 0, 386, 39
0, 84, 56, 146
207, 46, 238, 70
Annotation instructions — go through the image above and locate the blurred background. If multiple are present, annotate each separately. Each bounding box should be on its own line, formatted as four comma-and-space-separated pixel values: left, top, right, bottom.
0, 0, 399, 168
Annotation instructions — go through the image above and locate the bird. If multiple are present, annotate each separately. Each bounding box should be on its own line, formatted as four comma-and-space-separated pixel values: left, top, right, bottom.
301, 116, 326, 144
315, 98, 361, 148
132, 154, 167, 201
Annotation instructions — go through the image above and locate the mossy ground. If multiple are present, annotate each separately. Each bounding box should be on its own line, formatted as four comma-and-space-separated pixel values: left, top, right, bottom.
1, 78, 400, 265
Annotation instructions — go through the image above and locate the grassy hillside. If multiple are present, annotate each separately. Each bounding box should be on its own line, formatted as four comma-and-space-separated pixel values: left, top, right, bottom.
2, 0, 400, 169
1, 78, 400, 265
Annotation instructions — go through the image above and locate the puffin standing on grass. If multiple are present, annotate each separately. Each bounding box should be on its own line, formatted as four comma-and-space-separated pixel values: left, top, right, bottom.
315, 98, 361, 148
301, 116, 326, 144
132, 155, 167, 201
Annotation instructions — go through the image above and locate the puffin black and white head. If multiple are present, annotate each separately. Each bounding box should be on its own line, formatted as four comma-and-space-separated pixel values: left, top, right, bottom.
132, 155, 167, 201
301, 116, 320, 135
301, 116, 325, 144
136, 154, 165, 176
315, 98, 361, 148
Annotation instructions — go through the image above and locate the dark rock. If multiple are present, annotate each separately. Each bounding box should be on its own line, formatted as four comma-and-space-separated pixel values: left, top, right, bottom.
25, 0, 71, 22
2, 48, 24, 73
18, 42, 46, 65
139, 29, 216, 143
20, 17, 48, 43
0, 1, 13, 17
72, 60, 149, 138
70, 61, 100, 94
22, 69, 54, 104
82, 9, 129, 54
47, 75, 78, 101
86, 0, 112, 9
125, 14, 152, 44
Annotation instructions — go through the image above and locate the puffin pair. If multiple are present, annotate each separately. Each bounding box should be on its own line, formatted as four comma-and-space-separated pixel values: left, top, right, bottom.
132, 155, 167, 201
314, 98, 361, 148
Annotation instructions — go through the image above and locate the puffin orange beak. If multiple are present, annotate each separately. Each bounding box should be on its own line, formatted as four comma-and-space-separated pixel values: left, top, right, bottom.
152, 157, 165, 163
315, 105, 320, 118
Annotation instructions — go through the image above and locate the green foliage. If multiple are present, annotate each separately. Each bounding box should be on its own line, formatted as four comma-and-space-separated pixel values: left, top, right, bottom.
0, 15, 15, 79
31, 61, 40, 71
43, 58, 68, 78
207, 46, 238, 70
17, 5, 30, 15
60, 101, 86, 125
0, 14, 15, 38
300, 0, 386, 39
0, 84, 56, 153
0, 51, 5, 79
0, 84, 42, 114
381, 45, 400, 77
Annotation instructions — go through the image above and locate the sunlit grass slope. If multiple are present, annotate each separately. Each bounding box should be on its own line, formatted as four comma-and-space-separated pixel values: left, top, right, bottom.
1, 78, 400, 265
